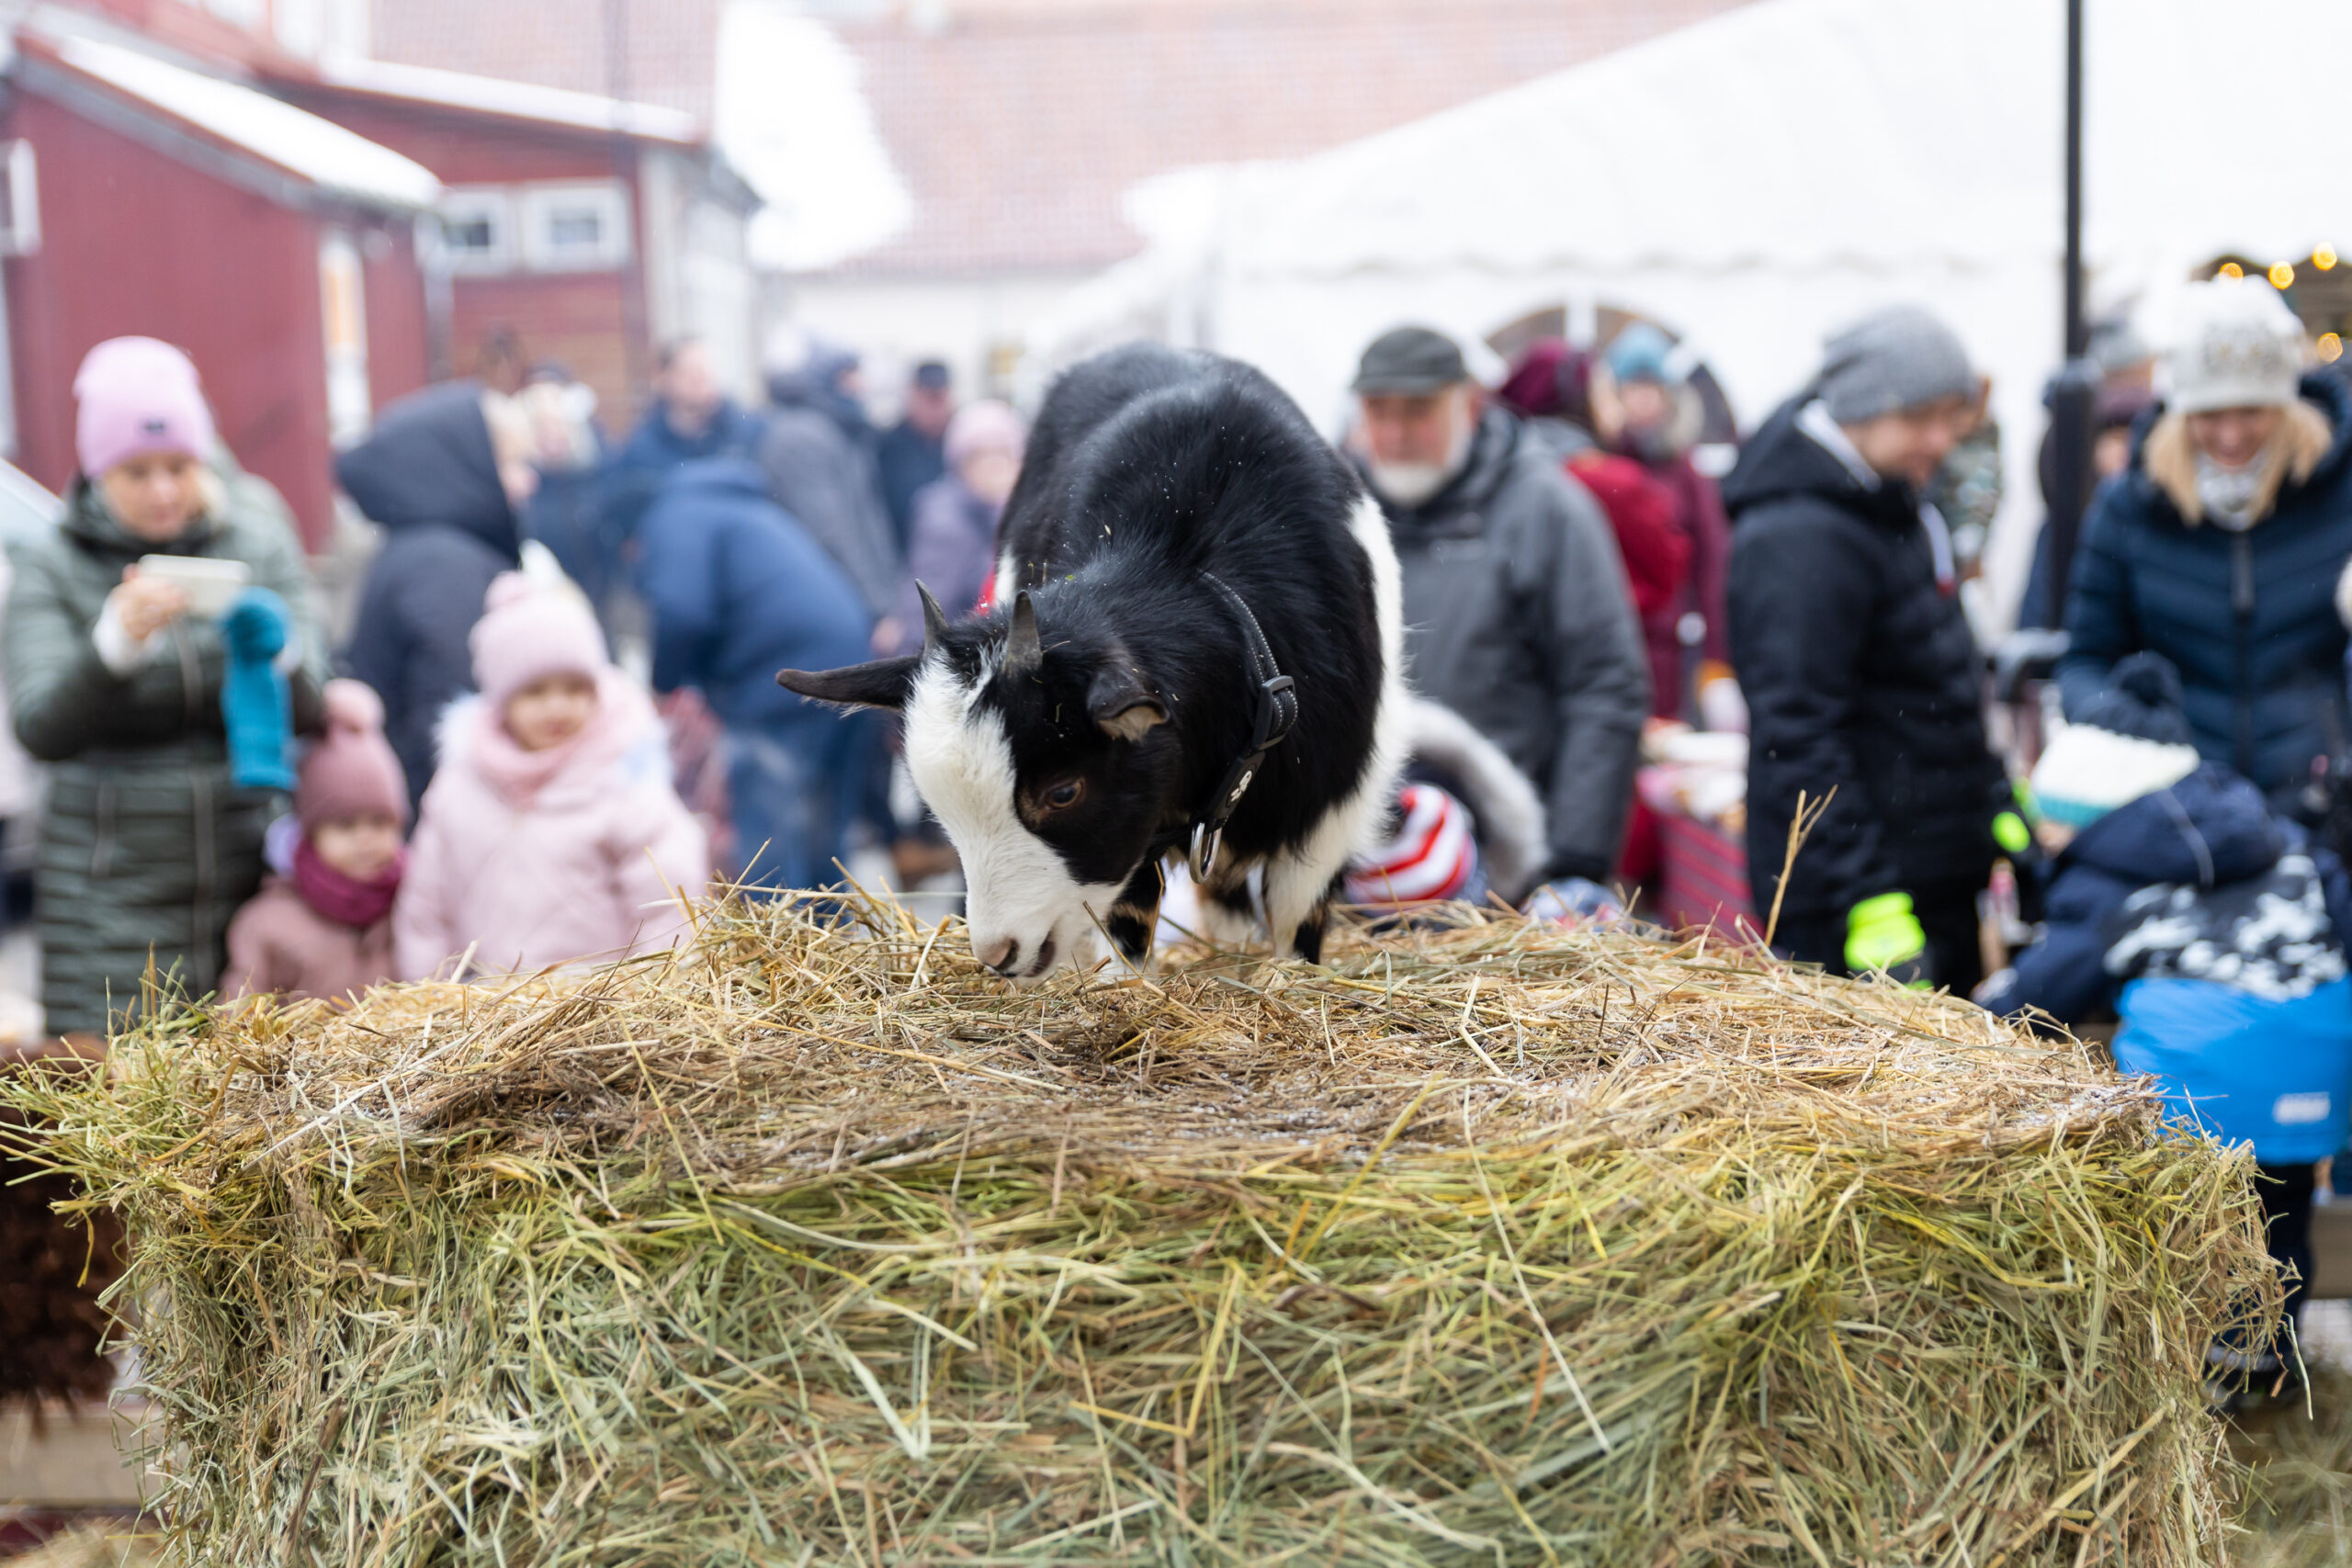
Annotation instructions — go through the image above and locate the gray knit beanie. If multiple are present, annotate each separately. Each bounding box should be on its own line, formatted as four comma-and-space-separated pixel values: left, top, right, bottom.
1816, 305, 1974, 423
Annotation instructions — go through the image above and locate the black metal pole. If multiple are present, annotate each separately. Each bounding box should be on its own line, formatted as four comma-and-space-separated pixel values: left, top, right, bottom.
2044, 0, 2096, 619
2062, 0, 2086, 362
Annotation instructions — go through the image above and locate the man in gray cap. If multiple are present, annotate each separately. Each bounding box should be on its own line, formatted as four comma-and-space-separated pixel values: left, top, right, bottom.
1722, 303, 2006, 991
1350, 324, 1649, 915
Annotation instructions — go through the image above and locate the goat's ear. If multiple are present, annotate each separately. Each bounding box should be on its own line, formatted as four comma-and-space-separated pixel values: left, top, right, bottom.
1087, 662, 1167, 742
776, 656, 919, 711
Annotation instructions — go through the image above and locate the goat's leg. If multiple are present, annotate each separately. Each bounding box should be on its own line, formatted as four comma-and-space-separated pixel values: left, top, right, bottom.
1264, 858, 1347, 965
1104, 859, 1165, 965
1192, 862, 1259, 948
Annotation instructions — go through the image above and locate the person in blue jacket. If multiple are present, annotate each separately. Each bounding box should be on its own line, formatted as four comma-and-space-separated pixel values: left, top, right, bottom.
633, 457, 876, 894
602, 338, 764, 554
615, 337, 763, 475
2058, 278, 2352, 821
1978, 652, 2352, 1397
517, 367, 618, 626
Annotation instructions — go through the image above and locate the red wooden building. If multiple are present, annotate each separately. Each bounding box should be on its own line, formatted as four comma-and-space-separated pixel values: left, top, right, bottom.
0, 9, 437, 548
270, 57, 758, 428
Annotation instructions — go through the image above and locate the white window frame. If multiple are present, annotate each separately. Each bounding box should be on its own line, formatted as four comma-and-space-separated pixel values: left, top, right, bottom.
0, 141, 40, 259
274, 0, 323, 60
318, 230, 370, 446
517, 181, 632, 274
437, 187, 515, 276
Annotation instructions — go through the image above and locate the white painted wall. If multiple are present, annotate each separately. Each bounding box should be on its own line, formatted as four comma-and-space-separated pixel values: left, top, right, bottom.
640, 148, 759, 401
772, 269, 1094, 401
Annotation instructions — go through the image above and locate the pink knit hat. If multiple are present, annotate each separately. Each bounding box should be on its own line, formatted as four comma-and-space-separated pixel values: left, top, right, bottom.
74, 337, 217, 479
469, 573, 607, 708
944, 399, 1025, 469
299, 680, 411, 830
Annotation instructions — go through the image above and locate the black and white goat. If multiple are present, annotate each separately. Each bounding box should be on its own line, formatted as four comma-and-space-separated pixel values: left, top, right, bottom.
776, 344, 1407, 980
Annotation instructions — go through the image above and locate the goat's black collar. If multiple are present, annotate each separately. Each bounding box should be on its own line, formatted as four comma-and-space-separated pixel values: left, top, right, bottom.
1180, 572, 1297, 883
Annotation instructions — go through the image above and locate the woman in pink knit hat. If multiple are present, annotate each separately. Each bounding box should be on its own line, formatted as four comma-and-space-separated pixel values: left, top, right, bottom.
393, 573, 707, 979
6, 337, 327, 1042
225, 680, 408, 1003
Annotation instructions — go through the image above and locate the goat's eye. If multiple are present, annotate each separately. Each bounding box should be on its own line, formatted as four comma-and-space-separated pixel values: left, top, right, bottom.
1045, 780, 1084, 810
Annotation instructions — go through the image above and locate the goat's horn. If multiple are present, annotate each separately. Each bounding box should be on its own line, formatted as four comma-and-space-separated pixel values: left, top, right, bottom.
1004, 590, 1043, 675
917, 581, 950, 651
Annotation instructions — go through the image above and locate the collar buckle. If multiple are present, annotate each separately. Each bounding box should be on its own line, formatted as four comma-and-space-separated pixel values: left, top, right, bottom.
1184, 579, 1299, 885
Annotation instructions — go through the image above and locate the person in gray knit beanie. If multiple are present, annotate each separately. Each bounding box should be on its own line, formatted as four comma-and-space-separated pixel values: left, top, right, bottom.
1816, 304, 1976, 425
1716, 298, 2006, 999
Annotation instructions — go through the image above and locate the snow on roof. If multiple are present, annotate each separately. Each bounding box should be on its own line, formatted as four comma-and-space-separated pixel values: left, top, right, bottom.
312, 56, 703, 145
1201, 0, 2352, 281
55, 38, 442, 210
714, 6, 910, 274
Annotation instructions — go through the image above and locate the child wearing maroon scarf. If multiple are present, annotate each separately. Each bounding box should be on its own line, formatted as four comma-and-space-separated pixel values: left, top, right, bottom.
225, 680, 407, 1003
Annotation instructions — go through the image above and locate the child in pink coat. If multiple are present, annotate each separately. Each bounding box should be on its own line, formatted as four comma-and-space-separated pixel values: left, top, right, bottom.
394, 574, 707, 979
226, 680, 409, 1003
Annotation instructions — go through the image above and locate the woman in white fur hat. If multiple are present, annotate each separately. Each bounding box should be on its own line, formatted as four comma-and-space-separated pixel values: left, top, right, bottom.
2056, 276, 2352, 822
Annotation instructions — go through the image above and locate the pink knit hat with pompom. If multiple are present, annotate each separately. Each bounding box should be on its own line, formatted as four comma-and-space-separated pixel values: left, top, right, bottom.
299, 680, 411, 830
469, 572, 607, 708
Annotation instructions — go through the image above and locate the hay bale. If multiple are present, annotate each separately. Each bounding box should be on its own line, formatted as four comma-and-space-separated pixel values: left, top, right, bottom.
6, 897, 2277, 1564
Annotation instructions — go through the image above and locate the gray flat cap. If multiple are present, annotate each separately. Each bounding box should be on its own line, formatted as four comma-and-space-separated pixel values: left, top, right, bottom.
1353, 326, 1469, 395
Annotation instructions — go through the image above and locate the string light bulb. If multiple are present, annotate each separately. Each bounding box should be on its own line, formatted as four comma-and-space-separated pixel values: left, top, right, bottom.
2271, 262, 2296, 288
2319, 244, 2340, 271
2322, 333, 2345, 364
2220, 261, 2245, 279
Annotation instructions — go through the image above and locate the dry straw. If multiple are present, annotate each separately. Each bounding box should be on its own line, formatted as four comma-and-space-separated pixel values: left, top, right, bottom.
4, 895, 2279, 1565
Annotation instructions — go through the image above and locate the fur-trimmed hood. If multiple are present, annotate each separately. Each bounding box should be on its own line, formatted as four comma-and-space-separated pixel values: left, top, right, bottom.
396, 675, 706, 981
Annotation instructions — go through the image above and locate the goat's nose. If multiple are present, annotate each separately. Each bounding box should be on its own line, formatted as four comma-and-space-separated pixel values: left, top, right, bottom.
978, 937, 1020, 976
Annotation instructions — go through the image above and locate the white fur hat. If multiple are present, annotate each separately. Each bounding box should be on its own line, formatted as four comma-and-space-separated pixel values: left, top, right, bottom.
2030, 725, 2201, 828
2030, 652, 2203, 828
2165, 278, 2306, 415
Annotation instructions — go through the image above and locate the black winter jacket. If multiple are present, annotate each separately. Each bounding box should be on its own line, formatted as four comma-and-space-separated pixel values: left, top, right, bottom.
1724, 397, 2004, 920
2057, 373, 2352, 808
338, 380, 521, 807
1365, 408, 1649, 885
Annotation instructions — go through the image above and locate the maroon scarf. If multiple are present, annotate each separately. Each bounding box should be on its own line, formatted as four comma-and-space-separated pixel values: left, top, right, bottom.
293, 838, 404, 929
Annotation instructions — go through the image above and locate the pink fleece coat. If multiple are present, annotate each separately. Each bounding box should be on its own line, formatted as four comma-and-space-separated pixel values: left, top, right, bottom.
393, 678, 707, 980
226, 879, 395, 1004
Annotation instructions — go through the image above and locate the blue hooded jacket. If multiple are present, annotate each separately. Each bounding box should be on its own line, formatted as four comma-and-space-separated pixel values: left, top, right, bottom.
338, 380, 520, 807
2057, 373, 2352, 806
633, 459, 874, 730
1981, 763, 2352, 1160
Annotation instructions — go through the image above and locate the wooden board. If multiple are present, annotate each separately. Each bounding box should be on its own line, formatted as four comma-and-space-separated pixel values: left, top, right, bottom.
0, 1404, 155, 1507
2312, 1200, 2352, 1300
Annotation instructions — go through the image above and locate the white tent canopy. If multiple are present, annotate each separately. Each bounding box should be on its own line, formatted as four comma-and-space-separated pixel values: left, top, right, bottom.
1029, 0, 2352, 613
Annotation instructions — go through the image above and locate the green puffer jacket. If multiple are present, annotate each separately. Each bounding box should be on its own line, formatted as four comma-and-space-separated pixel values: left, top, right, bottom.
6, 483, 326, 1037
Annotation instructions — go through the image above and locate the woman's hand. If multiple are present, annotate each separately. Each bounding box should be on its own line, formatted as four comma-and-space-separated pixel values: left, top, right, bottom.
107, 565, 189, 643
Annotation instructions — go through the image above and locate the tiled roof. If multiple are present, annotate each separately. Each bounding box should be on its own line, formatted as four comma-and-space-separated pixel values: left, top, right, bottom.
367, 0, 1754, 276
367, 0, 722, 122
834, 0, 1755, 275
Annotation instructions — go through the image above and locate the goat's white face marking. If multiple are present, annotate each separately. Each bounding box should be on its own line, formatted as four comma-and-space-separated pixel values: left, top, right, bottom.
903, 658, 1120, 981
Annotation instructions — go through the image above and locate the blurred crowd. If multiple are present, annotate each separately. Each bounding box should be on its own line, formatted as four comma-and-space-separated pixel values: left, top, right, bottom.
10, 275, 2352, 1393
0, 329, 1035, 1047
